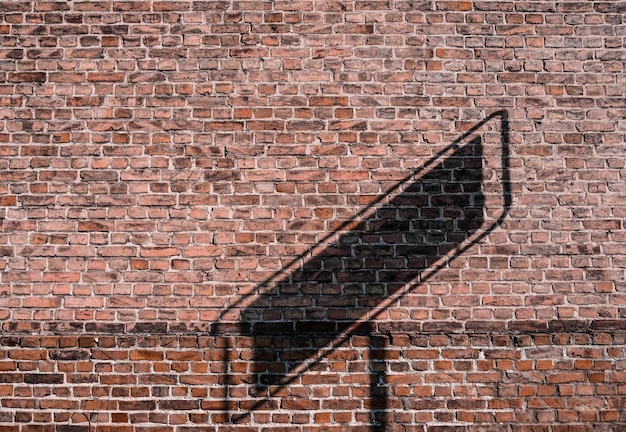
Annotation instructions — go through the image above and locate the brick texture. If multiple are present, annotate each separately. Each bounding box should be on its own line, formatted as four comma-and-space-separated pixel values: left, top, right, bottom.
1, 1, 626, 431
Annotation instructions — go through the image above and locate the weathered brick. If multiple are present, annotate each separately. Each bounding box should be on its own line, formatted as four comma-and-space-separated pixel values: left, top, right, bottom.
0, 2, 625, 431
0, 196, 16, 206
87, 72, 126, 82
24, 374, 64, 384
77, 221, 115, 232
8, 72, 47, 82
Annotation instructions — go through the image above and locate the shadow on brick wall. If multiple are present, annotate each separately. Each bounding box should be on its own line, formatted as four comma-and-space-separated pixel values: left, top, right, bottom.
219, 110, 511, 430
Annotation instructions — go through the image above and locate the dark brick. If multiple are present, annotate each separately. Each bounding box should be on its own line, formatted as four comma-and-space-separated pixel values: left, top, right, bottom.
159, 400, 200, 410
24, 374, 64, 384
49, 350, 91, 361
508, 321, 549, 332
127, 322, 169, 334
8, 72, 47, 82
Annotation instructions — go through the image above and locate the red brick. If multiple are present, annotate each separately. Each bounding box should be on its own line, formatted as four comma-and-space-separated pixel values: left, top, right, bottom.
0, 196, 17, 206
309, 96, 349, 107
0, 3, 625, 431
140, 247, 180, 257
87, 72, 125, 82
77, 221, 115, 232
182, 246, 222, 257
113, 1, 151, 11
130, 350, 164, 361
436, 1, 472, 11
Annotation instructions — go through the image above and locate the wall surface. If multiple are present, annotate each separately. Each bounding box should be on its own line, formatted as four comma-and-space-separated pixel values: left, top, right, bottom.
1, 1, 626, 431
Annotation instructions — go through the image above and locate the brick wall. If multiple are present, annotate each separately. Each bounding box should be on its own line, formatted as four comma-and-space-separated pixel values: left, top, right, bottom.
1, 1, 625, 431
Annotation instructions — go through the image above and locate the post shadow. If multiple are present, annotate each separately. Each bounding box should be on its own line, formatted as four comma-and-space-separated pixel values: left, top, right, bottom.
218, 110, 511, 430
